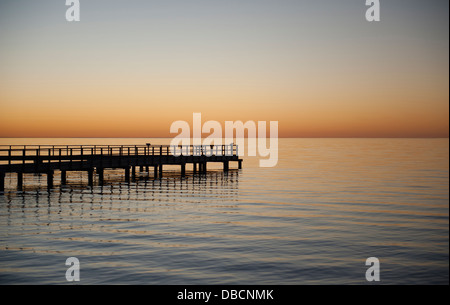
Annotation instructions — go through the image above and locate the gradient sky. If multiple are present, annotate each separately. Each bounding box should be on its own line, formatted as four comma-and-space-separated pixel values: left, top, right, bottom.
0, 0, 448, 138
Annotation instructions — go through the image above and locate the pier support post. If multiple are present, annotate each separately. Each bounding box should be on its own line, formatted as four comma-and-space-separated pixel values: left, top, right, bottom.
61, 170, 67, 185
125, 167, 130, 182
223, 161, 229, 172
181, 163, 186, 177
238, 160, 242, 169
88, 169, 94, 186
146, 166, 149, 173
140, 166, 144, 172
153, 166, 158, 179
47, 170, 54, 189
17, 173, 23, 190
193, 163, 197, 174
131, 166, 136, 181
97, 168, 104, 185
159, 164, 163, 178
0, 172, 4, 192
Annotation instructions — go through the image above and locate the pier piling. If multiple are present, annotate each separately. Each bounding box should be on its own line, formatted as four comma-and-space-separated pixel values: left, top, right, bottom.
88, 169, 94, 186
181, 163, 186, 177
0, 172, 4, 192
131, 166, 136, 180
98, 168, 104, 185
125, 167, 130, 182
61, 170, 67, 185
17, 173, 23, 190
47, 171, 54, 189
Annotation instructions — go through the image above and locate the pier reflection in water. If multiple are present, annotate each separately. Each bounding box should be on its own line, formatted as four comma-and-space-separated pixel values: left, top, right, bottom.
0, 171, 241, 284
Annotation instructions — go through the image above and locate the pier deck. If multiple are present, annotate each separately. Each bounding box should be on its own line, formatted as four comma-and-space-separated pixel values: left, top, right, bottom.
0, 144, 243, 191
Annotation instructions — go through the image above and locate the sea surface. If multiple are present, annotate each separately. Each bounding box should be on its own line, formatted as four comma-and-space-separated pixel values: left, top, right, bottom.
0, 138, 448, 285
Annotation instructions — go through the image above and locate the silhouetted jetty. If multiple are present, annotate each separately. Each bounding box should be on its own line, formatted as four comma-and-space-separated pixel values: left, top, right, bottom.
0, 144, 242, 191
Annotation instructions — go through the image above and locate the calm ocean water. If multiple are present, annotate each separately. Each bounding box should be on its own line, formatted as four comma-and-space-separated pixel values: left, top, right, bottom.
0, 138, 448, 285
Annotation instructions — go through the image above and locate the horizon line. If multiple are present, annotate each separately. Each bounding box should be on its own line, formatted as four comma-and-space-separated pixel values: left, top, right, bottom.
0, 137, 448, 139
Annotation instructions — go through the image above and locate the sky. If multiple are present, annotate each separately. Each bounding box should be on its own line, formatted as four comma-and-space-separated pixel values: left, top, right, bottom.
0, 0, 448, 138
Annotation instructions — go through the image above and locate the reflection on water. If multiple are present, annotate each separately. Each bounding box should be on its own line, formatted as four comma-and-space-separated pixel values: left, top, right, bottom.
0, 139, 448, 284
1, 171, 245, 284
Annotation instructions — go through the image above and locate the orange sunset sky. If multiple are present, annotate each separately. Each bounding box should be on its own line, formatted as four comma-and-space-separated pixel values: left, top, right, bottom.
0, 1, 448, 138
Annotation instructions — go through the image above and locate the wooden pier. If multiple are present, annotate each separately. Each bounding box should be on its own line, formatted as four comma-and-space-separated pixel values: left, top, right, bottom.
0, 144, 243, 192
